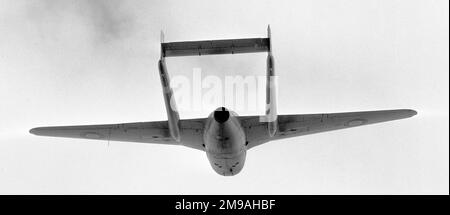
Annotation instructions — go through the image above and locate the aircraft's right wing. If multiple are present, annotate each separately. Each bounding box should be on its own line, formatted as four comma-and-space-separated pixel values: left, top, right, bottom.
30, 118, 206, 151
239, 109, 417, 149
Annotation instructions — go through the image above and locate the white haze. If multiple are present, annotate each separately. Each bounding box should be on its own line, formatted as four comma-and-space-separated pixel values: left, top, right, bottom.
0, 0, 448, 194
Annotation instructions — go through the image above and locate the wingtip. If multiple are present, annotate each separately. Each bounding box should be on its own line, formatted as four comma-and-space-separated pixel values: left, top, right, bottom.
29, 128, 38, 135
403, 109, 418, 117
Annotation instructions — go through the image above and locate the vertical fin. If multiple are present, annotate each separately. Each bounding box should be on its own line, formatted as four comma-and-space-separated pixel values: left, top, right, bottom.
267, 25, 272, 52
266, 25, 278, 137
158, 30, 180, 141
160, 30, 165, 58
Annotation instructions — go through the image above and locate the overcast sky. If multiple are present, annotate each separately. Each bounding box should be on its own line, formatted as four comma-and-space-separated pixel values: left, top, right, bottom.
0, 0, 448, 194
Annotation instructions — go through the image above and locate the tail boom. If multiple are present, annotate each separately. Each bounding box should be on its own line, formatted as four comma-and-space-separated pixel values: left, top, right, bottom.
158, 57, 180, 142
266, 25, 278, 137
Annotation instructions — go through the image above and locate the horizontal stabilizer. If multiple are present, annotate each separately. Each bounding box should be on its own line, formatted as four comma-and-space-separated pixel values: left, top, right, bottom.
161, 38, 270, 57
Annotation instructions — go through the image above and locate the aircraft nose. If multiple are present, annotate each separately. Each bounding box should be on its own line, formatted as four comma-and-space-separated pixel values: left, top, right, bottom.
214, 107, 229, 123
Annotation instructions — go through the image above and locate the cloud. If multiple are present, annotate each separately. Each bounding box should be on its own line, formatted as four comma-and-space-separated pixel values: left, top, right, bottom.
25, 0, 135, 43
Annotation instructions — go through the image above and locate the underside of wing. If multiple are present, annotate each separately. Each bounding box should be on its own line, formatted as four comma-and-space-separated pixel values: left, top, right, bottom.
30, 118, 206, 151
240, 109, 417, 149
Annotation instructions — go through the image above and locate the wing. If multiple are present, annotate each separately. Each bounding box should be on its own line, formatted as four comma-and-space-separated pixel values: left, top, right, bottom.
30, 118, 206, 151
239, 109, 417, 149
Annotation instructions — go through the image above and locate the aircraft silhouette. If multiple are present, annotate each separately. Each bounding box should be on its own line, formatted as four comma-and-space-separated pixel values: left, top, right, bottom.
30, 26, 417, 176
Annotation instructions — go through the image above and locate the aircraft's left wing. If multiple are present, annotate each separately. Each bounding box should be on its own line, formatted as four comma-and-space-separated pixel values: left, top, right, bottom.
239, 109, 417, 149
30, 119, 206, 151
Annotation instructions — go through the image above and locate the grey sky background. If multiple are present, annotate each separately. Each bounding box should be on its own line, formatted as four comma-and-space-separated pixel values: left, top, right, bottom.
0, 0, 448, 194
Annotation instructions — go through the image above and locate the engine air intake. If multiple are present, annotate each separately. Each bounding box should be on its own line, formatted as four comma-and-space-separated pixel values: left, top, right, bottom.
214, 107, 230, 124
